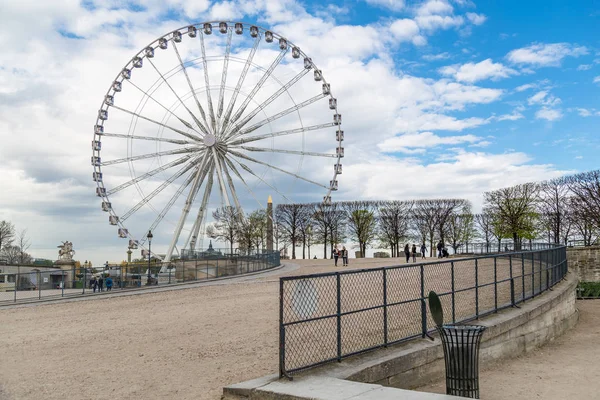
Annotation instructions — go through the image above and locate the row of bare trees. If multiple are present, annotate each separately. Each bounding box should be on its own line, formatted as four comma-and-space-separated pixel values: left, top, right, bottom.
0, 220, 32, 264
482, 170, 600, 249
205, 169, 600, 259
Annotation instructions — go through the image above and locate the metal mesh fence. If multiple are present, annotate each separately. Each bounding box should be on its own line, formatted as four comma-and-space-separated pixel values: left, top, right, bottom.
279, 244, 567, 376
0, 249, 280, 305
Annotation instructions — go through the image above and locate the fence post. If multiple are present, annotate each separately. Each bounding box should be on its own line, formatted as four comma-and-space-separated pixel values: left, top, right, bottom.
521, 253, 525, 300
493, 256, 498, 312
195, 259, 198, 281
279, 278, 286, 377
14, 271, 17, 302
509, 254, 515, 306
61, 270, 65, 297
169, 268, 172, 284
539, 252, 543, 292
531, 253, 535, 298
383, 269, 388, 347
475, 259, 479, 319
336, 272, 342, 362
420, 264, 428, 338
451, 261, 456, 323
38, 271, 41, 300
83, 267, 86, 295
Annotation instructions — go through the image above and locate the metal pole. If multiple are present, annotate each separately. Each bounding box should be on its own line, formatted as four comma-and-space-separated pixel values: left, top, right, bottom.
383, 269, 388, 347
509, 254, 515, 306
531, 252, 535, 298
521, 253, 525, 300
148, 239, 152, 286
61, 270, 65, 297
279, 278, 287, 378
451, 261, 456, 323
336, 272, 342, 362
493, 256, 498, 312
14, 271, 17, 303
475, 259, 479, 319
38, 271, 41, 300
420, 264, 427, 338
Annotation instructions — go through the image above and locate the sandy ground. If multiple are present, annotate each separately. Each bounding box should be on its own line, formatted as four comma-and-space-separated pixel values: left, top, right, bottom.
0, 257, 594, 400
418, 300, 600, 400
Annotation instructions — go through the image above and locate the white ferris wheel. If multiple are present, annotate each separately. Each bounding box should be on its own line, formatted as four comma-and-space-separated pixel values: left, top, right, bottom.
92, 21, 344, 262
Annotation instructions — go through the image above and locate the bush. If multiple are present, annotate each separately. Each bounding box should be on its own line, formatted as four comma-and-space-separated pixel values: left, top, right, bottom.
577, 282, 600, 298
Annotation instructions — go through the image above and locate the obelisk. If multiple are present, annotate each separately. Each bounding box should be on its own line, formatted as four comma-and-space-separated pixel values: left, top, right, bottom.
267, 195, 273, 252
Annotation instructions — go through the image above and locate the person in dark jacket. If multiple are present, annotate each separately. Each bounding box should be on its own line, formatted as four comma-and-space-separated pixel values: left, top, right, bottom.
341, 246, 349, 267
98, 277, 104, 292
333, 247, 339, 267
420, 243, 427, 259
105, 276, 113, 291
404, 244, 410, 263
437, 241, 444, 258
92, 277, 98, 293
411, 244, 417, 262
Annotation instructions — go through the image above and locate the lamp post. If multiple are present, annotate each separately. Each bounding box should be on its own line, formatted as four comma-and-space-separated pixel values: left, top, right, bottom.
146, 230, 153, 285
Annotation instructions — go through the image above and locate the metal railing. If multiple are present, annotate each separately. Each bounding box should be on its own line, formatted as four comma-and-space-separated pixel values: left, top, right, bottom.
0, 249, 280, 305
279, 244, 567, 376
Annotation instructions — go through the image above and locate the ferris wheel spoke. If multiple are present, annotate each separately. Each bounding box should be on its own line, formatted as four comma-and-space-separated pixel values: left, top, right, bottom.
184, 164, 214, 251
147, 57, 209, 136
217, 28, 233, 119
124, 79, 203, 135
171, 41, 211, 133
106, 155, 192, 196
227, 155, 292, 203
228, 123, 336, 146
220, 35, 261, 135
222, 155, 264, 210
212, 147, 231, 208
229, 93, 327, 142
218, 152, 243, 211
120, 158, 199, 222
164, 151, 212, 261
228, 149, 329, 190
110, 104, 202, 142
100, 132, 193, 145
222, 69, 309, 140
237, 146, 337, 158
100, 147, 198, 166
200, 33, 217, 133
227, 48, 288, 128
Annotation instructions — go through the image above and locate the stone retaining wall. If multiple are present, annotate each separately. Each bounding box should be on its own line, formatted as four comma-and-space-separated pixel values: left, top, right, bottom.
567, 246, 600, 281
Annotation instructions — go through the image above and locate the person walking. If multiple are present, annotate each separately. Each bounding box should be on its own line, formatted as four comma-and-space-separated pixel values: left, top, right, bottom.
404, 244, 410, 263
411, 244, 417, 262
420, 243, 427, 259
92, 277, 98, 293
437, 240, 444, 258
98, 276, 104, 292
342, 246, 349, 267
105, 276, 113, 292
333, 247, 340, 267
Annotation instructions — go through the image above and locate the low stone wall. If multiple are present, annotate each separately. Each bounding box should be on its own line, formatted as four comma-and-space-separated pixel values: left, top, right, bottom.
224, 273, 578, 398
567, 246, 600, 282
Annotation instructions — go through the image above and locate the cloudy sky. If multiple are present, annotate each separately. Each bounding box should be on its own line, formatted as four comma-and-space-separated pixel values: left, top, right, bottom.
0, 0, 598, 265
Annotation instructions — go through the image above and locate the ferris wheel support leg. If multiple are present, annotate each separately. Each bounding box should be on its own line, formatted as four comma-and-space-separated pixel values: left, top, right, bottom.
164, 153, 210, 263
184, 165, 214, 252
212, 147, 231, 209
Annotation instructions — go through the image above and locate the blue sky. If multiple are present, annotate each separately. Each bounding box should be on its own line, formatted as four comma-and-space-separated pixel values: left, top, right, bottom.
0, 0, 598, 263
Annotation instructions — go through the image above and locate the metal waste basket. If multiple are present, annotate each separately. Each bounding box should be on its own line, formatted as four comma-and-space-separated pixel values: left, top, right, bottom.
437, 324, 486, 399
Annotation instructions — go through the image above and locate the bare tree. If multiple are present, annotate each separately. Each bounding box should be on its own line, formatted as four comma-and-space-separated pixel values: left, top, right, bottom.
249, 209, 268, 251
378, 201, 413, 257
206, 206, 242, 255
538, 177, 571, 244
446, 209, 475, 253
484, 183, 540, 249
0, 221, 15, 253
568, 197, 599, 245
16, 229, 31, 265
565, 170, 600, 230
0, 245, 20, 264
297, 204, 314, 259
275, 204, 304, 259
412, 200, 439, 257
341, 201, 378, 258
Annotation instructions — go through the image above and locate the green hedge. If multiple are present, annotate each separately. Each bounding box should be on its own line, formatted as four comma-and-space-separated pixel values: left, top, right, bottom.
577, 282, 600, 298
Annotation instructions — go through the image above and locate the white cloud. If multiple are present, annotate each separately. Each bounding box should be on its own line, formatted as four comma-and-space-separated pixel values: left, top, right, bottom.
416, 14, 464, 31
527, 90, 561, 106
417, 0, 454, 16
422, 52, 451, 61
466, 12, 487, 25
576, 108, 592, 117
594, 76, 600, 84
364, 0, 405, 11
515, 83, 535, 92
507, 42, 588, 67
378, 131, 484, 152
577, 64, 592, 71
535, 107, 563, 121
496, 112, 524, 121
390, 18, 426, 46
439, 59, 518, 82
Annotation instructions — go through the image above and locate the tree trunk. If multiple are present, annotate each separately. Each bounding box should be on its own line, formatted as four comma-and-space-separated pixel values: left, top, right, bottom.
302, 238, 306, 259
292, 239, 296, 259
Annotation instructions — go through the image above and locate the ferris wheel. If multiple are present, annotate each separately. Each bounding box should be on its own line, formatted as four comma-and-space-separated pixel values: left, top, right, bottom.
92, 21, 344, 262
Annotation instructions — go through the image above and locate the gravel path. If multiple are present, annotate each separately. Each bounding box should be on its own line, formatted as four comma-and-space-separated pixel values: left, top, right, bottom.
0, 257, 591, 400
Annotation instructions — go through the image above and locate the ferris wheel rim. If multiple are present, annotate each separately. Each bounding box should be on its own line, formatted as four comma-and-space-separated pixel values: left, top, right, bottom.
92, 20, 344, 260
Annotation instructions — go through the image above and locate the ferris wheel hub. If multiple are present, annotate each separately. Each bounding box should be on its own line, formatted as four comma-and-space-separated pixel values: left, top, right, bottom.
203, 133, 217, 147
